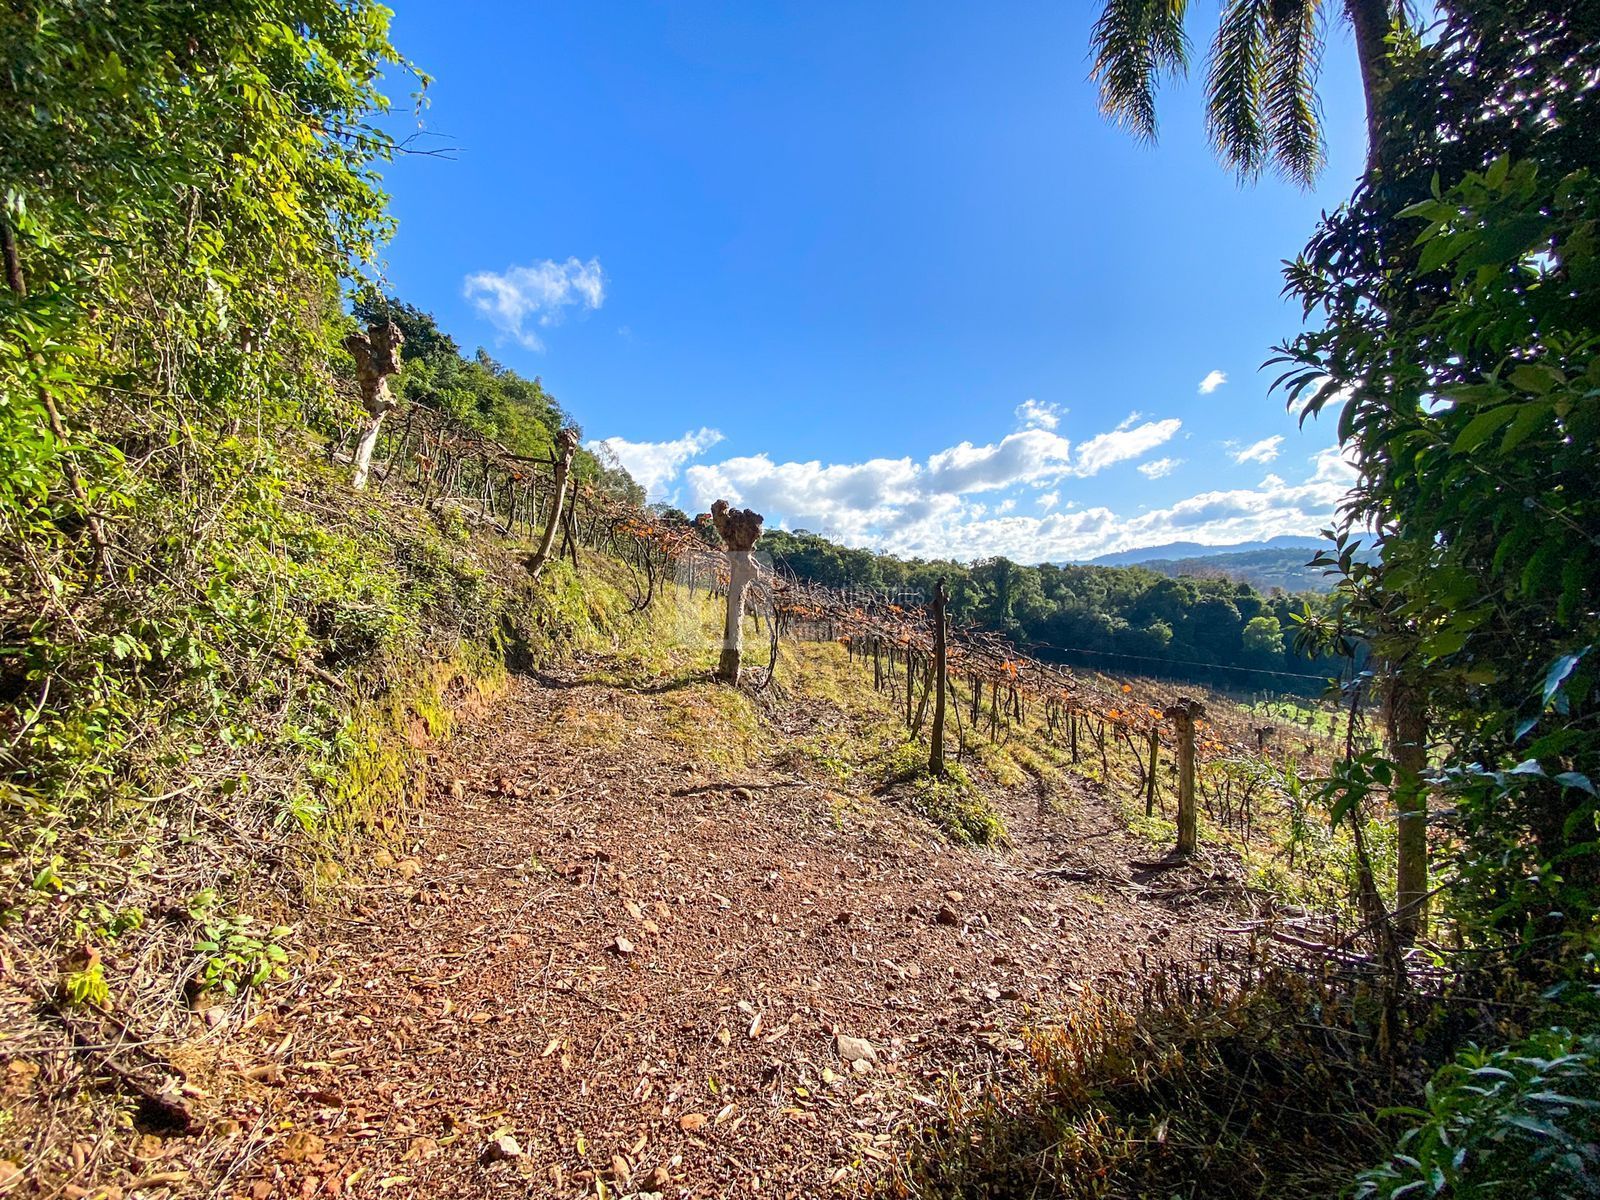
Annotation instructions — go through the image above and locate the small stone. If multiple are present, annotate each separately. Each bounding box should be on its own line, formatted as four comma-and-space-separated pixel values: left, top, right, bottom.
851, 1058, 874, 1074
481, 1134, 523, 1163
943, 890, 964, 903
679, 1113, 709, 1132
936, 906, 961, 926
612, 936, 634, 955
836, 1035, 877, 1064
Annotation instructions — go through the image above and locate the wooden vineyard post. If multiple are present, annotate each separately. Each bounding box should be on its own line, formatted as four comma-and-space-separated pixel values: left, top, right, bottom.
1145, 727, 1160, 817
345, 319, 404, 490
1164, 698, 1204, 856
929, 578, 948, 777
711, 499, 764, 684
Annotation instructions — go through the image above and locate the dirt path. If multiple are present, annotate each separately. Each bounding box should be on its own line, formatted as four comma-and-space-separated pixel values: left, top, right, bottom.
220, 660, 1237, 1199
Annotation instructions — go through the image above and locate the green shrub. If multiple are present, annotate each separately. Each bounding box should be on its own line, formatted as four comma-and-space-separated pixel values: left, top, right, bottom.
1358, 1027, 1600, 1199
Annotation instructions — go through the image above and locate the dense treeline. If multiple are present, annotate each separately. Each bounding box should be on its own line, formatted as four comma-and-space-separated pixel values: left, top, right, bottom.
758, 528, 1342, 693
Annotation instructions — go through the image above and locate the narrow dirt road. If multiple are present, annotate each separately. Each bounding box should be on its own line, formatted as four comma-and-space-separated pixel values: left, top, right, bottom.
221, 659, 1237, 1198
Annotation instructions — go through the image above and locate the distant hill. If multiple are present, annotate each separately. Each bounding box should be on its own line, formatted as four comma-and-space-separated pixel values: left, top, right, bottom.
1086, 535, 1330, 567
1133, 547, 1338, 594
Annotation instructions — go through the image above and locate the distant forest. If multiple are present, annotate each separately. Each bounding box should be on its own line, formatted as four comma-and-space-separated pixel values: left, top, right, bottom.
752, 528, 1343, 696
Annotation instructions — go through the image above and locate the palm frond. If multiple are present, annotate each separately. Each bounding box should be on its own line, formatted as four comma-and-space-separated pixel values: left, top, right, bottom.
1091, 0, 1192, 142
1262, 0, 1326, 185
1205, 0, 1274, 179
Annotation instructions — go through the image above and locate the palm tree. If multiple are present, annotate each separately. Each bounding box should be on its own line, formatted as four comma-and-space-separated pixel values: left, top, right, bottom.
1090, 0, 1411, 185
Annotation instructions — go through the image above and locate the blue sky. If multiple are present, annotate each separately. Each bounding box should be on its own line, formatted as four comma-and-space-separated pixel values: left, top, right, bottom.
373, 1, 1367, 562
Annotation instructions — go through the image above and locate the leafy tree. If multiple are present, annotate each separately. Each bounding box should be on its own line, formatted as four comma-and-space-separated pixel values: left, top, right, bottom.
1, 0, 415, 804
1279, 0, 1600, 946
1243, 613, 1286, 662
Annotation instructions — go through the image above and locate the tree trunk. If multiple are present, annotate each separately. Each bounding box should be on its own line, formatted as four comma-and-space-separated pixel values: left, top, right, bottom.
929, 579, 949, 777
528, 428, 579, 579
344, 320, 404, 491
1385, 675, 1430, 943
719, 550, 754, 683
351, 413, 387, 491
1346, 0, 1396, 171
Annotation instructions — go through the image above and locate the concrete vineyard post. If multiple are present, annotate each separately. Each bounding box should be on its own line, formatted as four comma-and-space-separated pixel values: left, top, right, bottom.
711, 500, 764, 685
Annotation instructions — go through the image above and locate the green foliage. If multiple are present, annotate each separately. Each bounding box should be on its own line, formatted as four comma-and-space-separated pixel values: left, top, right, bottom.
881, 742, 1005, 845
188, 889, 292, 997
62, 961, 108, 1009
1277, 0, 1600, 949
1357, 1027, 1600, 1199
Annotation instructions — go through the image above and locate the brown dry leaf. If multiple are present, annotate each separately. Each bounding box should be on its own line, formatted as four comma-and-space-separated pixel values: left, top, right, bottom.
746, 1013, 763, 1039
714, 1027, 731, 1047
277, 1131, 325, 1164
678, 1113, 708, 1132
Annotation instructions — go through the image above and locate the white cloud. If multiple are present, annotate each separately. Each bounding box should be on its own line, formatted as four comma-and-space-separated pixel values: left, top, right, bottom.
1232, 435, 1284, 465
589, 427, 723, 498
1074, 417, 1182, 476
1198, 370, 1228, 395
1138, 456, 1182, 479
1014, 398, 1062, 430
674, 409, 1350, 563
926, 428, 1075, 493
462, 256, 606, 350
